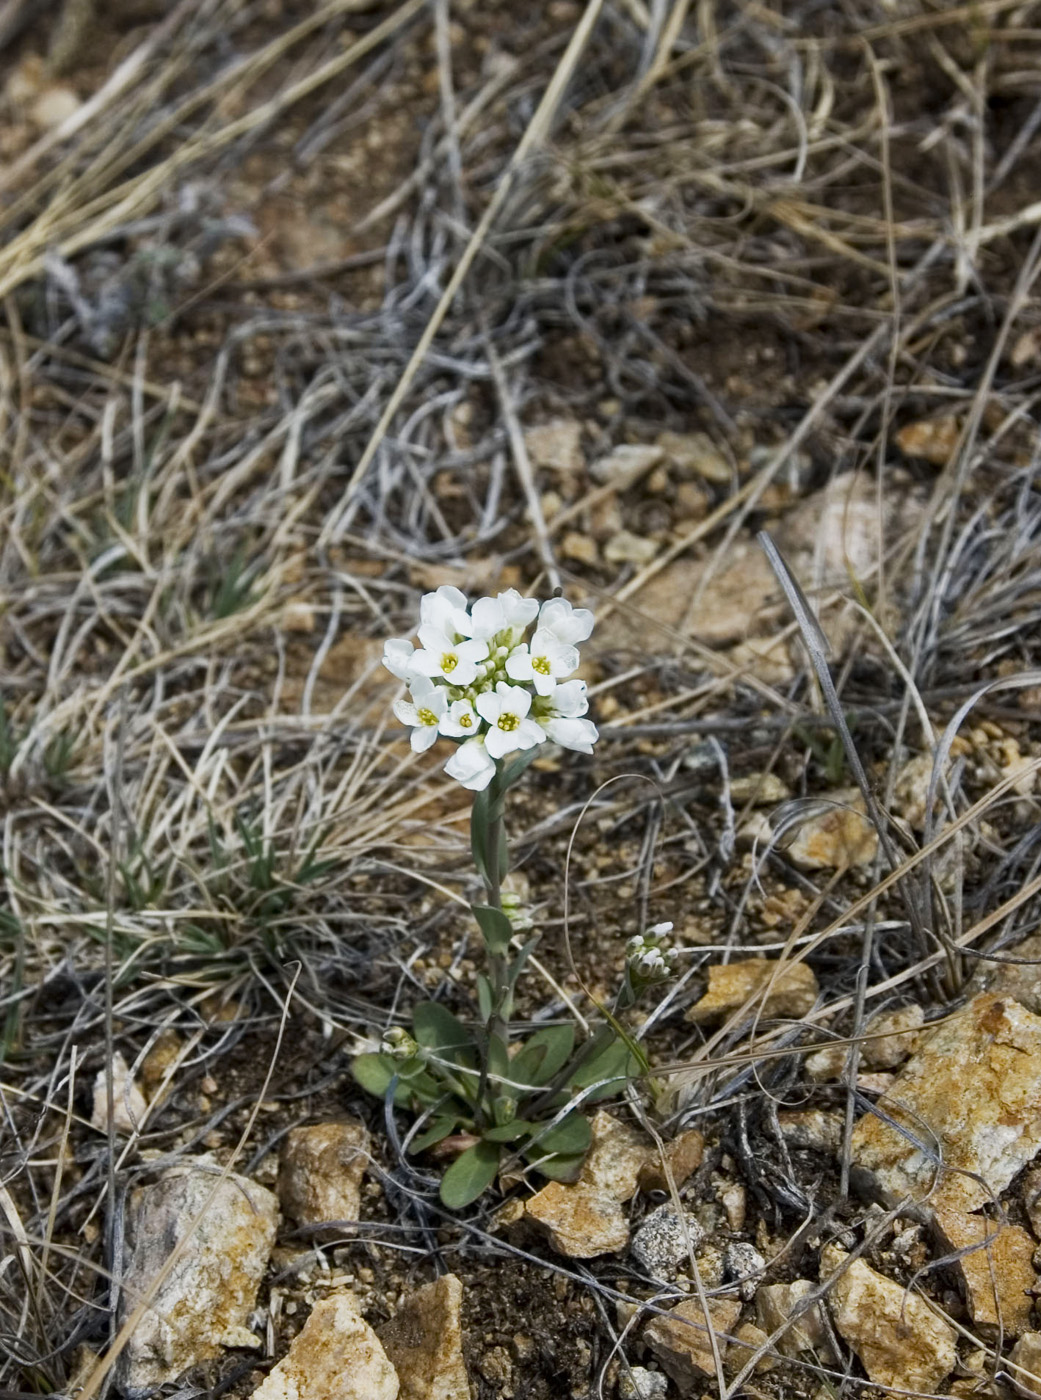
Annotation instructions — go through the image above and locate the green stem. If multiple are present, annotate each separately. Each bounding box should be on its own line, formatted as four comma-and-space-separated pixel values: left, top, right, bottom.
473, 769, 511, 1128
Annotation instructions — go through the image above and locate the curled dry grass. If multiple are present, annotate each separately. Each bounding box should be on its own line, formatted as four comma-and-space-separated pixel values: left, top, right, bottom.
1, 0, 1041, 1395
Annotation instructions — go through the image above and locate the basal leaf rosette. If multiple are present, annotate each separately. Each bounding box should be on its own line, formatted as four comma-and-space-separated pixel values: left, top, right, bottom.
382, 586, 598, 790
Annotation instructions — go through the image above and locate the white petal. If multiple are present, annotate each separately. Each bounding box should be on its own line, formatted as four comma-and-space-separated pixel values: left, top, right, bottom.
495, 681, 531, 719
475, 691, 502, 724
444, 739, 496, 791
498, 589, 539, 627
382, 638, 415, 680
538, 598, 594, 644
532, 670, 557, 697
515, 718, 547, 749
485, 725, 519, 760
420, 585, 471, 637
393, 699, 419, 726
549, 679, 588, 717
411, 725, 439, 753
505, 648, 532, 681
409, 648, 444, 677
469, 596, 506, 639
542, 716, 598, 753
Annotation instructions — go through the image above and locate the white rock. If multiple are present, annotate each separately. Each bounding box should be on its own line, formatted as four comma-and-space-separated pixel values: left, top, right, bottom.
617, 1365, 668, 1399
630, 1204, 704, 1282
725, 1242, 766, 1302
376, 1274, 469, 1400
251, 1292, 398, 1400
590, 443, 663, 486
117, 1163, 279, 1395
604, 530, 659, 566
524, 419, 583, 476
91, 1052, 147, 1135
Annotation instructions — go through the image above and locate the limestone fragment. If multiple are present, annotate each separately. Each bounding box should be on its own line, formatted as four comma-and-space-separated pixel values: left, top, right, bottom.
821, 1246, 957, 1392
637, 1127, 705, 1194
895, 415, 961, 466
117, 1163, 278, 1395
376, 1275, 469, 1400
251, 1292, 398, 1400
934, 1205, 1036, 1336
525, 1111, 648, 1258
1010, 1332, 1041, 1392
785, 792, 878, 870
894, 753, 946, 830
729, 772, 790, 805
777, 1109, 844, 1155
970, 931, 1041, 1016
604, 530, 659, 566
851, 993, 1041, 1216
91, 1052, 147, 1135
524, 419, 583, 476
630, 1204, 703, 1282
590, 443, 663, 487
861, 1003, 925, 1070
617, 1366, 668, 1399
656, 430, 731, 483
278, 1121, 370, 1232
686, 958, 817, 1025
643, 1296, 742, 1388
756, 1280, 837, 1361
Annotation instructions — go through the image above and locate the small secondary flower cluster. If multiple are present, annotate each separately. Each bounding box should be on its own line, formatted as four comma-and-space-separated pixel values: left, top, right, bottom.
626, 922, 677, 986
383, 586, 598, 791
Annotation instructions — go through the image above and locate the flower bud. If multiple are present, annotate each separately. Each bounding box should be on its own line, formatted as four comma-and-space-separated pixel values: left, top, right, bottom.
381, 1027, 419, 1059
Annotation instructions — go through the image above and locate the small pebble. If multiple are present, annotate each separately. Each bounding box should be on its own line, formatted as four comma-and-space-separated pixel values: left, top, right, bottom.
630, 1204, 704, 1283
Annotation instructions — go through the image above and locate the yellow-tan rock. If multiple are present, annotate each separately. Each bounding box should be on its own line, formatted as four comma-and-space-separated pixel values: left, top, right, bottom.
785, 792, 878, 870
934, 1205, 1036, 1337
686, 958, 817, 1025
251, 1292, 398, 1400
1010, 1333, 1041, 1392
861, 1003, 924, 1070
821, 1247, 956, 1392
643, 1296, 742, 1387
637, 1128, 705, 1194
851, 994, 1041, 1216
376, 1275, 469, 1400
756, 1280, 837, 1360
118, 1164, 278, 1393
278, 1121, 370, 1232
91, 1051, 147, 1135
525, 1111, 648, 1258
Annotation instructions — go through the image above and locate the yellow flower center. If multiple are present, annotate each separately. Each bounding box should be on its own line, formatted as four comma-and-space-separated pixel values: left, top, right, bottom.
532, 655, 551, 675
459, 713, 473, 728
497, 713, 520, 732
440, 652, 458, 673
418, 708, 438, 726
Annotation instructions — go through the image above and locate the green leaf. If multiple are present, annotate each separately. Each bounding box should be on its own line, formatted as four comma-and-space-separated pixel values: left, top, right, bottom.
514, 1024, 575, 1088
413, 1003, 474, 1066
472, 904, 513, 956
506, 936, 540, 991
475, 974, 494, 1021
499, 747, 541, 790
470, 788, 491, 885
351, 1053, 413, 1108
482, 1119, 536, 1143
408, 1116, 460, 1154
487, 1032, 511, 1085
529, 1112, 591, 1157
569, 1035, 637, 1102
529, 1150, 586, 1183
439, 1139, 502, 1209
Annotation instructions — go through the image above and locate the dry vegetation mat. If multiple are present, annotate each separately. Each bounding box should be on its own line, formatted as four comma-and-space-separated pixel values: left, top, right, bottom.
2, 0, 1041, 1397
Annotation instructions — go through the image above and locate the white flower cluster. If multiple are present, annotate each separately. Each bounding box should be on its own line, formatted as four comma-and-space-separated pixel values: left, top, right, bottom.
383, 585, 598, 791
626, 922, 677, 985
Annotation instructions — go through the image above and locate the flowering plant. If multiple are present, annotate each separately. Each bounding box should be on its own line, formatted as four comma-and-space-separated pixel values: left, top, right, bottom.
354, 587, 675, 1208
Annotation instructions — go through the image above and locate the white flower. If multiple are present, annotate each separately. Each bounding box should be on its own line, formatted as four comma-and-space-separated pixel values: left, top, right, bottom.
535, 679, 598, 753
469, 589, 540, 644
505, 629, 578, 695
420, 584, 472, 639
475, 682, 546, 760
537, 597, 594, 645
412, 626, 488, 685
444, 737, 496, 791
440, 697, 481, 739
393, 676, 448, 752
382, 637, 416, 680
